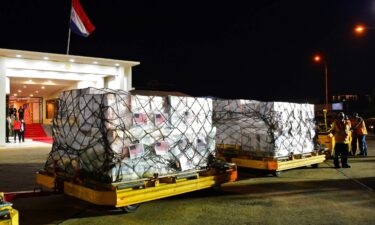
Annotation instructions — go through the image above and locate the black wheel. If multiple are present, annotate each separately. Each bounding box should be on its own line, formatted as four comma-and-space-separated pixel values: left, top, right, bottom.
211, 183, 222, 192
120, 204, 140, 213
311, 163, 319, 168
272, 171, 281, 177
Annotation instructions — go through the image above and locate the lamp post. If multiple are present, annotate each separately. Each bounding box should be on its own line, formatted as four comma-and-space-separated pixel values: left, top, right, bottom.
313, 54, 329, 131
313, 55, 329, 111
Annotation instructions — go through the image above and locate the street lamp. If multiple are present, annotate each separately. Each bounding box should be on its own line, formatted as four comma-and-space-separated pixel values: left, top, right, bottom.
354, 25, 365, 34
354, 24, 375, 35
313, 54, 329, 112
313, 54, 329, 131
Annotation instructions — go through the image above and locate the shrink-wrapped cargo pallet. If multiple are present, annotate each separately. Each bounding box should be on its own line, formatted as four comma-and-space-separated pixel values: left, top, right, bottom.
45, 88, 216, 183
213, 99, 316, 158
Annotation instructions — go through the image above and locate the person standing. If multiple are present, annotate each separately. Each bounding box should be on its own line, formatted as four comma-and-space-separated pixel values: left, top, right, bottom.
350, 114, 358, 155
13, 117, 21, 143
11, 105, 17, 118
18, 106, 25, 120
5, 115, 11, 143
19, 119, 25, 142
352, 113, 368, 156
329, 112, 351, 168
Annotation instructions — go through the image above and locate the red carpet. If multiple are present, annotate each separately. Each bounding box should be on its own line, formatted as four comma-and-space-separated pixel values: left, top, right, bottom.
24, 123, 53, 144
32, 137, 53, 144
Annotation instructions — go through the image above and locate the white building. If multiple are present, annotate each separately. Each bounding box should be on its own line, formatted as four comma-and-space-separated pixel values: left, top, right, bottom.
0, 48, 140, 146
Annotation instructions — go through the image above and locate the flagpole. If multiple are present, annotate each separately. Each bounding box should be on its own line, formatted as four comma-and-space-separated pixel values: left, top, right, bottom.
66, 0, 73, 55
67, 29, 71, 55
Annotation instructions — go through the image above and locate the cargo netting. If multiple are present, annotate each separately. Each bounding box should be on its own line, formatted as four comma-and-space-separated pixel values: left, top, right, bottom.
213, 99, 316, 158
45, 88, 216, 183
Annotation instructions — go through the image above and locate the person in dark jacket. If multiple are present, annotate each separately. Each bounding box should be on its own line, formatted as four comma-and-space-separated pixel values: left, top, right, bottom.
5, 115, 11, 143
18, 106, 25, 120
19, 119, 26, 142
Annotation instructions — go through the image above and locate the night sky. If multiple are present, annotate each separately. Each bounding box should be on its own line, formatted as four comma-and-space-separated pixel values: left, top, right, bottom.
1, 0, 375, 103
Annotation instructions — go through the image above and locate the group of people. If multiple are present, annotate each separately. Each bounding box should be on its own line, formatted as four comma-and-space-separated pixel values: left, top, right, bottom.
328, 112, 368, 169
5, 105, 26, 143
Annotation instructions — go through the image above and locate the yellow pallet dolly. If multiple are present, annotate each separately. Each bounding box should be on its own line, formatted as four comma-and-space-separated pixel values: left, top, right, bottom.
0, 193, 19, 225
36, 163, 237, 212
216, 148, 326, 176
317, 132, 335, 159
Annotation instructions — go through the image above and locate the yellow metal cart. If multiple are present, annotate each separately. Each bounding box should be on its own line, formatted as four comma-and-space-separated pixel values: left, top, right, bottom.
0, 193, 19, 225
36, 162, 237, 212
216, 148, 326, 177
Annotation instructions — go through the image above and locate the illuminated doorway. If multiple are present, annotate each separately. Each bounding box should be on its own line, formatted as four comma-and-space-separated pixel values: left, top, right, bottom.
8, 97, 43, 124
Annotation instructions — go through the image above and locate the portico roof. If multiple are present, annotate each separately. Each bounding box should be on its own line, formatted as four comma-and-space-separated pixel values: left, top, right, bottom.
0, 48, 140, 67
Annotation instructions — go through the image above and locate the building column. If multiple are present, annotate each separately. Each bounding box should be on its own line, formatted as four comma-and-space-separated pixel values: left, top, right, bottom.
124, 66, 133, 91
116, 66, 125, 90
0, 58, 6, 146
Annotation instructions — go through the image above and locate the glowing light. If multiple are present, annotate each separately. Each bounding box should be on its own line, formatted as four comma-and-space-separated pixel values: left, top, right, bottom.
43, 56, 49, 60
69, 59, 75, 62
93, 61, 98, 64
16, 55, 22, 58
41, 86, 45, 89
355, 25, 365, 34
115, 63, 120, 67
313, 55, 321, 62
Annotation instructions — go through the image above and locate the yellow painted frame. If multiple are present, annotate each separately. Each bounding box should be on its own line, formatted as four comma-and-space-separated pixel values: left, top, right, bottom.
217, 150, 326, 172
0, 193, 19, 225
36, 166, 237, 208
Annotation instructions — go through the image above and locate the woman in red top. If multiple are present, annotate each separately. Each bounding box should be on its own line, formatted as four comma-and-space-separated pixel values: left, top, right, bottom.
13, 118, 21, 143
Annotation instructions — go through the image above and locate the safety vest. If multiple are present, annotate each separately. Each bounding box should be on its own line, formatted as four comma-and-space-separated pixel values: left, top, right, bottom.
355, 118, 368, 135
330, 119, 351, 144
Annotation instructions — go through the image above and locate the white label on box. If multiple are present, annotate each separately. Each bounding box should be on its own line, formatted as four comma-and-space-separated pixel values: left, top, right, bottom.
133, 113, 147, 125
183, 111, 194, 125
154, 113, 166, 126
154, 141, 170, 155
196, 138, 206, 151
179, 156, 192, 171
128, 143, 145, 159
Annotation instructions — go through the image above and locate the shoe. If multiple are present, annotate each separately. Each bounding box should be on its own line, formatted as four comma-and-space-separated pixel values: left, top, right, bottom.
334, 165, 341, 168
357, 153, 364, 156
342, 165, 351, 168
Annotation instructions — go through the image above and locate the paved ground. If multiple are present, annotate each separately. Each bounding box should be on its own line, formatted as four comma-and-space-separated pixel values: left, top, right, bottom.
1, 136, 374, 225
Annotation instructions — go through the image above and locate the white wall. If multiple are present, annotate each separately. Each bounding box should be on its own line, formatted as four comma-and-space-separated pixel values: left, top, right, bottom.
0, 58, 6, 146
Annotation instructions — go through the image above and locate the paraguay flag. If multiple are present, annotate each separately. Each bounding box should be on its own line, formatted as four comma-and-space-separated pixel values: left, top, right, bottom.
70, 0, 95, 37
